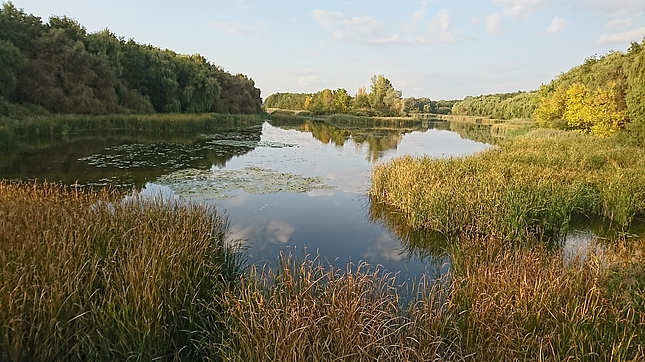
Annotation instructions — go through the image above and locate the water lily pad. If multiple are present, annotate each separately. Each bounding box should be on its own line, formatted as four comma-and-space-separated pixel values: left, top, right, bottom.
156, 166, 335, 199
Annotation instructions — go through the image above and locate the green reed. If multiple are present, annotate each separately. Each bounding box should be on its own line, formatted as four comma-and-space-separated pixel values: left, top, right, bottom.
0, 181, 241, 361
371, 129, 645, 241
0, 113, 266, 140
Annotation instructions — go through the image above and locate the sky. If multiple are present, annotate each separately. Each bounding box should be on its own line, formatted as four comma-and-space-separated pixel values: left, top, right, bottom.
11, 0, 645, 100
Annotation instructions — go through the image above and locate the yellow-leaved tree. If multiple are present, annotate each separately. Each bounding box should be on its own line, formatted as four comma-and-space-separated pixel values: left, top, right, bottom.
589, 83, 625, 137
535, 83, 625, 138
534, 85, 567, 129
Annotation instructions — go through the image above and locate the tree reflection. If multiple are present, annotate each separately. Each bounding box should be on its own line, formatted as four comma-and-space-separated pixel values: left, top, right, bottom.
0, 124, 263, 190
270, 115, 501, 162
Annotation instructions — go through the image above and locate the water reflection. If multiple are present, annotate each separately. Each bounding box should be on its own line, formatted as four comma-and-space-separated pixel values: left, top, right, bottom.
368, 200, 451, 264
270, 117, 455, 163
0, 117, 498, 279
0, 125, 262, 189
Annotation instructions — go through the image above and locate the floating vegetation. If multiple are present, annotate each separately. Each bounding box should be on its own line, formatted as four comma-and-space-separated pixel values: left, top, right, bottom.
156, 166, 335, 198
77, 130, 296, 171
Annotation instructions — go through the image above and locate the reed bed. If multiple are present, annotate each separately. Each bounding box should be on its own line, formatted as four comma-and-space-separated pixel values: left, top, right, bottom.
1, 180, 642, 360
210, 252, 460, 362
370, 129, 645, 240
0, 113, 266, 141
211, 237, 644, 361
0, 181, 240, 361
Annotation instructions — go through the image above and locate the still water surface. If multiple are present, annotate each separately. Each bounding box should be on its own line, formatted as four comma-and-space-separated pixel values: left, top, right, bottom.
1, 118, 494, 277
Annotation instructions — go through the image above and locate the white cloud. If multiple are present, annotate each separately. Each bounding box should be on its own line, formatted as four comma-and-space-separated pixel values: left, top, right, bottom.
311, 9, 344, 28
598, 26, 645, 44
485, 13, 504, 35
545, 16, 569, 33
235, 0, 249, 10
570, 0, 645, 15
293, 68, 321, 86
432, 10, 451, 32
364, 232, 404, 262
211, 22, 258, 37
605, 17, 634, 30
312, 7, 465, 46
312, 9, 403, 45
428, 10, 462, 42
492, 0, 551, 17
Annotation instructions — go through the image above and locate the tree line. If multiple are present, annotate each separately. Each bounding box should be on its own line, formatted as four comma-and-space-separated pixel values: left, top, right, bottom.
450, 38, 645, 139
264, 75, 402, 117
451, 91, 538, 120
0, 2, 262, 116
265, 75, 458, 117
534, 40, 645, 138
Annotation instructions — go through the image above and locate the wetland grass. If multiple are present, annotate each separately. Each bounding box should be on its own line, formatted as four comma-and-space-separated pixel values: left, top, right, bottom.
370, 129, 645, 241
0, 113, 266, 141
212, 237, 644, 361
0, 181, 240, 361
1, 181, 642, 361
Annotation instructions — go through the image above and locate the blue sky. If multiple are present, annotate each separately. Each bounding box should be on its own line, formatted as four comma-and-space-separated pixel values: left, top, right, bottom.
12, 0, 645, 100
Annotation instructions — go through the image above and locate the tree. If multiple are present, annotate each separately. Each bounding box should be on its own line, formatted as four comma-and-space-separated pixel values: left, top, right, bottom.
0, 39, 23, 100
368, 75, 403, 116
333, 88, 351, 113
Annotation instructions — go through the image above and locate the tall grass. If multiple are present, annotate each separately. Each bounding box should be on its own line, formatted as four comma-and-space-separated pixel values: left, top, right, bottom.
1, 181, 642, 360
0, 113, 266, 141
371, 129, 645, 241
450, 236, 644, 360
209, 252, 460, 361
0, 181, 240, 361
211, 237, 644, 361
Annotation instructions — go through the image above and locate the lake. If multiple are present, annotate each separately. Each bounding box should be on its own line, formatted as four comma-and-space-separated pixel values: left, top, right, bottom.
0, 117, 497, 278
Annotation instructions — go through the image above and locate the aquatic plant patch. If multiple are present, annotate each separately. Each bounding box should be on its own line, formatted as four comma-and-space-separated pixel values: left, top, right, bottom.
156, 166, 335, 198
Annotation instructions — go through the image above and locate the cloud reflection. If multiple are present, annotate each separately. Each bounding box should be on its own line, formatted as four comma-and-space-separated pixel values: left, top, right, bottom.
365, 232, 405, 262
267, 220, 297, 243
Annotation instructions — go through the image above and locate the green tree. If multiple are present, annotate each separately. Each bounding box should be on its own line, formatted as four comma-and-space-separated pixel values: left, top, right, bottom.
0, 39, 23, 100
333, 88, 351, 113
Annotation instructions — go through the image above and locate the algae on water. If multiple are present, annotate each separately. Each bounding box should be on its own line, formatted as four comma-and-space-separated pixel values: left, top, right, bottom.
156, 166, 334, 199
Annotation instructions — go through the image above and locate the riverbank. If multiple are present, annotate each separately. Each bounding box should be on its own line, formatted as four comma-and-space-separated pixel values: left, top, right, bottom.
0, 113, 267, 152
2, 181, 643, 361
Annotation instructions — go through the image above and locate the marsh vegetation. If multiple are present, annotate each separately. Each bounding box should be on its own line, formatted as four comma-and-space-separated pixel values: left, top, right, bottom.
1, 2, 645, 360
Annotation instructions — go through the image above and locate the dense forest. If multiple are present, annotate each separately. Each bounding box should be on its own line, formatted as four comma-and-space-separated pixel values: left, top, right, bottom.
451, 38, 645, 139
0, 2, 262, 116
451, 91, 538, 120
264, 75, 458, 117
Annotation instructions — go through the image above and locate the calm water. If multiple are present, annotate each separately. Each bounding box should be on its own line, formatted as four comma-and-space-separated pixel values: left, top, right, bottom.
1, 118, 495, 277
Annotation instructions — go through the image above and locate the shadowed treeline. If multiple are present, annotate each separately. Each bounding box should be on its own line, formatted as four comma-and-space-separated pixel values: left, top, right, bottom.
0, 2, 262, 117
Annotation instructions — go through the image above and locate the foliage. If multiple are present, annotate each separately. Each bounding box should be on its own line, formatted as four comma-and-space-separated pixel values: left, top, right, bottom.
404, 97, 457, 115
264, 75, 408, 117
535, 39, 645, 139
451, 91, 539, 120
0, 2, 262, 115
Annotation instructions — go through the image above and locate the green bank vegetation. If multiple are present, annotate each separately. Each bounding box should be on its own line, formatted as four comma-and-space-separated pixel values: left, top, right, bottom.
452, 39, 645, 140
0, 2, 262, 117
371, 129, 645, 240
